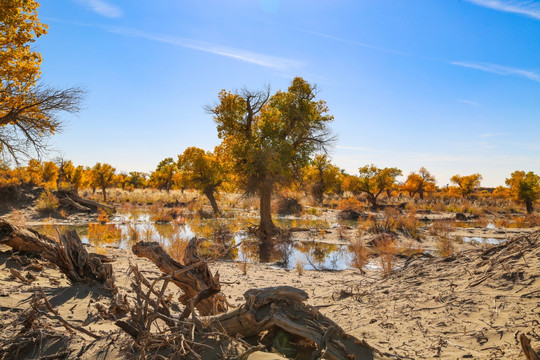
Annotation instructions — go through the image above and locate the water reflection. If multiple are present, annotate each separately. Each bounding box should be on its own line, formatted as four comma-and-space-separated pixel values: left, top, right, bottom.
31, 211, 355, 271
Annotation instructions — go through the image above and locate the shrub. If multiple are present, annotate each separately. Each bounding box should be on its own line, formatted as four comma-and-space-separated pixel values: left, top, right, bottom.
373, 235, 396, 275
337, 197, 363, 212
348, 238, 370, 272
35, 190, 59, 213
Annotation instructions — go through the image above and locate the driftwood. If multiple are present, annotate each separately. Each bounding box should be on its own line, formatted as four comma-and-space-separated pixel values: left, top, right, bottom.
57, 195, 92, 212
56, 190, 116, 213
132, 239, 227, 316
0, 220, 116, 293
202, 286, 380, 360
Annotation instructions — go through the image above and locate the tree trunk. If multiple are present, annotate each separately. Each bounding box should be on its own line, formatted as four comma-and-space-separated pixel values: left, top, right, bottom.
101, 186, 107, 202
204, 187, 220, 215
131, 239, 228, 316
526, 200, 534, 214
367, 193, 378, 209
259, 178, 278, 237
201, 286, 380, 360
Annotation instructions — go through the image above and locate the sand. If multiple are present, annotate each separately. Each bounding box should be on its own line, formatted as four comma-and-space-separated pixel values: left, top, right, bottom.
0, 227, 538, 359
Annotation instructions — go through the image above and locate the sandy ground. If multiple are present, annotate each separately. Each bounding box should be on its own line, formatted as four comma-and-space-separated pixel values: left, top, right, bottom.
0, 226, 538, 359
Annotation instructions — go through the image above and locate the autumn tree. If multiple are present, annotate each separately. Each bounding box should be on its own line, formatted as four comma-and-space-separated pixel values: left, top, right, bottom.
126, 171, 147, 190
450, 173, 482, 197
209, 77, 335, 237
177, 146, 227, 215
302, 154, 342, 204
505, 171, 540, 214
90, 163, 115, 202
401, 167, 436, 199
149, 157, 177, 192
0, 0, 84, 163
344, 165, 402, 208
55, 158, 84, 192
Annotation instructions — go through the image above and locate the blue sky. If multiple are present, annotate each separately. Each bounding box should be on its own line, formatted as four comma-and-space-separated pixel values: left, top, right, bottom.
37, 0, 540, 187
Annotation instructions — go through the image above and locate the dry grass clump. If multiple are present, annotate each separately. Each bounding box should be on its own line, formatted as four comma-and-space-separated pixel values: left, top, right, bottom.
148, 203, 176, 223
296, 260, 305, 275
437, 235, 456, 257
140, 224, 156, 242
373, 235, 396, 275
35, 190, 59, 213
495, 214, 540, 228
167, 234, 189, 263
428, 220, 453, 237
81, 188, 198, 205
126, 222, 139, 243
429, 220, 457, 257
348, 238, 370, 273
360, 209, 422, 240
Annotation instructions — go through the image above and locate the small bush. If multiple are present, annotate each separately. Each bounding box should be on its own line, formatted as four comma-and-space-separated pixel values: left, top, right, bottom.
337, 197, 363, 212
348, 239, 370, 272
35, 190, 59, 213
296, 260, 304, 276
373, 235, 396, 275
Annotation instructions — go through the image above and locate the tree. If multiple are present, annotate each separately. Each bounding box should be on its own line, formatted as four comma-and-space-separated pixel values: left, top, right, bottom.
209, 77, 335, 237
177, 146, 226, 215
401, 167, 436, 199
505, 171, 540, 214
344, 165, 402, 208
90, 163, 115, 202
0, 1, 84, 163
450, 173, 482, 197
55, 158, 84, 192
149, 158, 177, 192
126, 171, 147, 190
302, 154, 342, 204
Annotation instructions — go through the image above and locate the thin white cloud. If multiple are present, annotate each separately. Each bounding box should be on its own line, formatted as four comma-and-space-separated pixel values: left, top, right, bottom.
45, 18, 303, 71
458, 99, 479, 106
76, 0, 123, 18
106, 26, 304, 71
479, 132, 508, 138
451, 61, 540, 83
465, 0, 540, 20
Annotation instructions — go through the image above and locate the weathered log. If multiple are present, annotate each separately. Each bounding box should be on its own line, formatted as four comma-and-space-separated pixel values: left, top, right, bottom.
56, 190, 116, 213
0, 220, 116, 293
132, 239, 228, 316
202, 286, 381, 360
57, 194, 92, 212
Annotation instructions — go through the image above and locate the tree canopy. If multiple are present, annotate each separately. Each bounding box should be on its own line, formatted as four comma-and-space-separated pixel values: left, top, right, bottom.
209, 77, 335, 236
177, 146, 226, 215
450, 173, 482, 197
506, 171, 540, 214
401, 167, 436, 199
344, 164, 402, 208
0, 0, 84, 163
302, 154, 343, 204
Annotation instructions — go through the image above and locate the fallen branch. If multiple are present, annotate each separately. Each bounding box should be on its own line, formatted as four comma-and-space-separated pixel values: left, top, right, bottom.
37, 289, 101, 340
132, 239, 227, 316
202, 286, 380, 360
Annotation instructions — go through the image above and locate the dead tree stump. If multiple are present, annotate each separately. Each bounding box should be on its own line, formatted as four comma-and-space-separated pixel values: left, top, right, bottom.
0, 220, 116, 293
202, 286, 380, 360
131, 239, 228, 316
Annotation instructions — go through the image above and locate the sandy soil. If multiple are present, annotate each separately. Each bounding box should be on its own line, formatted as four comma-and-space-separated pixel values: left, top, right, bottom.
0, 226, 538, 359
